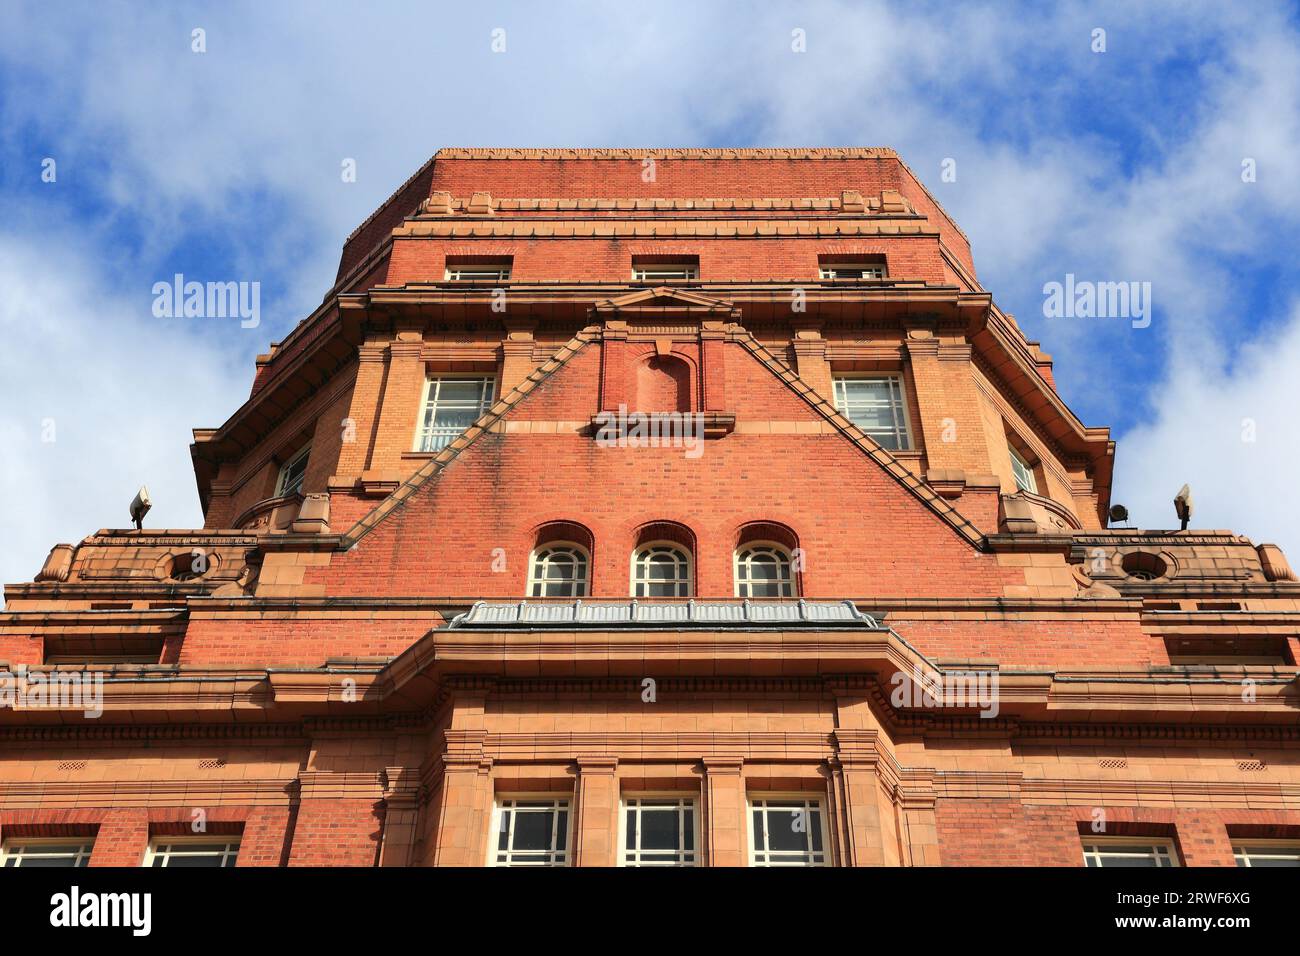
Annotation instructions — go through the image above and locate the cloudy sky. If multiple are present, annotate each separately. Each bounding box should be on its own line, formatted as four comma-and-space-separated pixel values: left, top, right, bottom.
2, 0, 1299, 586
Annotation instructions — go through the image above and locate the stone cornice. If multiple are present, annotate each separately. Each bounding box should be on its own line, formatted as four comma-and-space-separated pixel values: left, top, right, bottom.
433, 147, 898, 161
394, 218, 937, 239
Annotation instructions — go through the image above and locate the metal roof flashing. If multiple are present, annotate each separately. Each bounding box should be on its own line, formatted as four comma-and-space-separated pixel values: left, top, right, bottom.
447, 599, 883, 629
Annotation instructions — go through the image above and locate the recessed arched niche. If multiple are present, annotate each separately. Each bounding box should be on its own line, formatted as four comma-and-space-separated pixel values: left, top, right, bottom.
635, 354, 692, 413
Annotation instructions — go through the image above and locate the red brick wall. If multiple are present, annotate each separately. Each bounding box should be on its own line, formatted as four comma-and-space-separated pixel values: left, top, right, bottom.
386, 236, 948, 285
286, 798, 384, 866
308, 342, 1020, 600
936, 802, 1300, 867
175, 617, 441, 667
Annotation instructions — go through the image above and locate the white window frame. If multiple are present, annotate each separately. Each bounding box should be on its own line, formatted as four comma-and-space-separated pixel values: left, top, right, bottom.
1, 838, 93, 867
1081, 837, 1179, 868
414, 376, 496, 453
1008, 443, 1038, 494
444, 261, 512, 282
630, 542, 693, 598
619, 795, 699, 867
145, 837, 241, 868
747, 795, 831, 867
819, 262, 886, 280
832, 375, 913, 451
631, 260, 699, 282
274, 444, 311, 497
1233, 840, 1300, 867
528, 543, 591, 598
489, 797, 571, 867
734, 542, 798, 598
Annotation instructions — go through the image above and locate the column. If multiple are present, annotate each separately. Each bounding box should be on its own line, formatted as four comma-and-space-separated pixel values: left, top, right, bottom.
377, 766, 423, 867
430, 755, 494, 867
364, 325, 425, 480
791, 320, 833, 400
573, 756, 619, 867
702, 756, 745, 867
499, 318, 538, 395
333, 338, 387, 483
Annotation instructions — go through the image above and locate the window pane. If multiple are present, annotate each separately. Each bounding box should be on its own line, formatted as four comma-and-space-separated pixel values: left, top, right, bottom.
764, 808, 807, 852
639, 808, 680, 850
436, 380, 488, 402
511, 810, 555, 851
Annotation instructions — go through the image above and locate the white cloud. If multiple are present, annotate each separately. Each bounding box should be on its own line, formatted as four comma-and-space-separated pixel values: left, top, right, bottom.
1116, 301, 1300, 560
0, 223, 248, 585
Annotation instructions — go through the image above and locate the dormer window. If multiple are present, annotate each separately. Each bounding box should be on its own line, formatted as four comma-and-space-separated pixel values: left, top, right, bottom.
1008, 444, 1038, 494
818, 258, 886, 280
445, 258, 512, 282
275, 445, 310, 497
632, 257, 698, 282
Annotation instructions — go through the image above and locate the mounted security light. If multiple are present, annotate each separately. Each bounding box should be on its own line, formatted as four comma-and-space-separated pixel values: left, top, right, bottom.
129, 486, 151, 530
1174, 484, 1193, 531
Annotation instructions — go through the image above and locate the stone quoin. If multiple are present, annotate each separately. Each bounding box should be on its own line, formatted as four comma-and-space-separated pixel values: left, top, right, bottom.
3, 148, 1298, 868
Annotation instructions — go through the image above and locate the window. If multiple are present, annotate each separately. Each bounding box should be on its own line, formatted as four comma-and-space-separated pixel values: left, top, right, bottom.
444, 259, 511, 282
632, 258, 699, 281
528, 544, 590, 598
631, 543, 692, 598
749, 797, 829, 866
416, 377, 495, 453
735, 544, 797, 598
275, 444, 310, 497
146, 839, 240, 867
1008, 444, 1038, 494
622, 797, 697, 866
1081, 838, 1178, 867
819, 262, 886, 280
492, 798, 570, 866
1, 840, 92, 867
832, 376, 912, 450
1233, 841, 1300, 867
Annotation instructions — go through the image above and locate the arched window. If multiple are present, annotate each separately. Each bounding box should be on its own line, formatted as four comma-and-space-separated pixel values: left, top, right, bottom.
631, 543, 692, 598
528, 544, 590, 598
734, 543, 797, 598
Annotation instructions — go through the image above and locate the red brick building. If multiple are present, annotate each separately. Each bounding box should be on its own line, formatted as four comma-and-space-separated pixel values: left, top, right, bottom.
3, 148, 1299, 868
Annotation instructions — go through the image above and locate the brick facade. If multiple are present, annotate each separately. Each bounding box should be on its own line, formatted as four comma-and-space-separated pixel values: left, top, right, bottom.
3, 148, 1298, 868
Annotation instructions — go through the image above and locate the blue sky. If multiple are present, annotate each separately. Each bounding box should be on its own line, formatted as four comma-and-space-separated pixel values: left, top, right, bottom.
3, 0, 1300, 585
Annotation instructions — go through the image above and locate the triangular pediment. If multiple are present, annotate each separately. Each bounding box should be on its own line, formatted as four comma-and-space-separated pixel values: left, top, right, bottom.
593, 286, 736, 316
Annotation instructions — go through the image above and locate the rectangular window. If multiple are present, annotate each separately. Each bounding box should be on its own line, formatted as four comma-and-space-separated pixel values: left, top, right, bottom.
275, 444, 310, 497
444, 259, 511, 282
1, 840, 93, 867
1233, 841, 1300, 867
622, 797, 697, 866
1081, 838, 1178, 867
632, 258, 699, 281
416, 377, 496, 453
832, 376, 912, 450
146, 839, 240, 867
748, 796, 829, 866
819, 262, 886, 280
1008, 444, 1038, 494
492, 798, 569, 866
